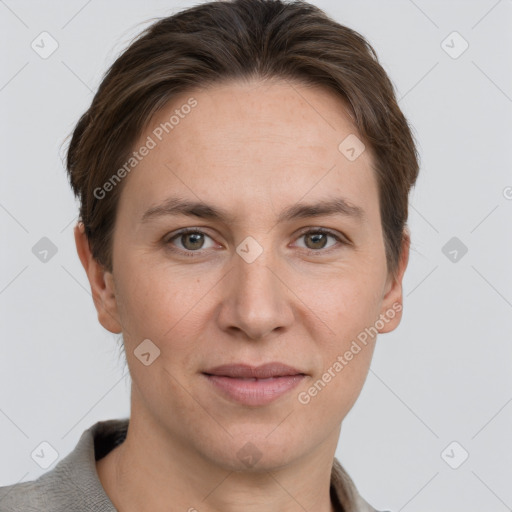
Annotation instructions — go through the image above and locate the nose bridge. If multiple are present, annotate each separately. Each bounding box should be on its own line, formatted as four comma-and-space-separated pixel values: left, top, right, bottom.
219, 235, 293, 339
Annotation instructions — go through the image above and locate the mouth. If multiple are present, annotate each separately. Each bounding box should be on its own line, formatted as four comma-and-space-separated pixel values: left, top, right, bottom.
202, 362, 307, 406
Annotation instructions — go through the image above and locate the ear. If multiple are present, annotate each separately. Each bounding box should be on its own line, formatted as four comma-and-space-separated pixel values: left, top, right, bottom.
74, 222, 122, 334
377, 229, 411, 334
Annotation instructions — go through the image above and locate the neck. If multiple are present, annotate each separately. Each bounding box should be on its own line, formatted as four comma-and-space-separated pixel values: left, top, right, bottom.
97, 395, 340, 512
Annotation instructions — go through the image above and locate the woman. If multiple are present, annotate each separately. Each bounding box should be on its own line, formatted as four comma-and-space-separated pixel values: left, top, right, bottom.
0, 0, 418, 510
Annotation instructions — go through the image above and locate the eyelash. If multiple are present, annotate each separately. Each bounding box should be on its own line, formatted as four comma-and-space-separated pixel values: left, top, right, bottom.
164, 227, 348, 258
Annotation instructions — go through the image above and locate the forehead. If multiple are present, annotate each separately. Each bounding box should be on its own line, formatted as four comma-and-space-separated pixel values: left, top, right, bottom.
119, 78, 379, 225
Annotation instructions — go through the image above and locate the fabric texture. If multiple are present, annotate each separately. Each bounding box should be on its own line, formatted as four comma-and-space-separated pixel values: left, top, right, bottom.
0, 418, 388, 511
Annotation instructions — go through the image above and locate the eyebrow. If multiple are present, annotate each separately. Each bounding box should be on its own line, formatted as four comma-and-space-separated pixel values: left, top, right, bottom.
140, 195, 366, 224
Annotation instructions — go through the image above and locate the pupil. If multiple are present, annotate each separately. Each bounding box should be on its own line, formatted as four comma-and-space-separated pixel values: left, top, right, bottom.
184, 233, 203, 250
307, 233, 326, 249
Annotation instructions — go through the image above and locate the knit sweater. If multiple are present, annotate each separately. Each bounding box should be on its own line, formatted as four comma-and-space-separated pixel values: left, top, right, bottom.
0, 418, 387, 512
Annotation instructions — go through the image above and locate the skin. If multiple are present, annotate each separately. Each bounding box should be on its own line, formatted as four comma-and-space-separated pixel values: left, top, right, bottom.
75, 78, 409, 512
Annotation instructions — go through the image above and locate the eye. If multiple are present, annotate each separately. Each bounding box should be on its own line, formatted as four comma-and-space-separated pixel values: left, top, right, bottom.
164, 227, 347, 257
293, 228, 346, 253
165, 228, 217, 255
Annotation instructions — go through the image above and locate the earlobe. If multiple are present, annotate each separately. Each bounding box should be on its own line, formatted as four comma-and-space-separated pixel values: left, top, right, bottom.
73, 222, 122, 334
377, 230, 411, 334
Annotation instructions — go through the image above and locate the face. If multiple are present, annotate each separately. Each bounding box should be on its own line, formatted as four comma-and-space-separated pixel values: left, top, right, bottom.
79, 78, 408, 472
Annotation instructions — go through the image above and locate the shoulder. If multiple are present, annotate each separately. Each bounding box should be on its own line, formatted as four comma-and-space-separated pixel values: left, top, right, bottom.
331, 457, 392, 512
0, 478, 48, 512
0, 462, 80, 512
0, 418, 128, 512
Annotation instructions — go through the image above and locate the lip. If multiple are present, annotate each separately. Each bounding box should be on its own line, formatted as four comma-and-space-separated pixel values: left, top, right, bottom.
204, 362, 304, 379
202, 363, 307, 406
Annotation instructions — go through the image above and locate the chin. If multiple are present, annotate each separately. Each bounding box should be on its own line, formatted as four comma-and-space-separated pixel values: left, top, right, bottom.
199, 429, 302, 473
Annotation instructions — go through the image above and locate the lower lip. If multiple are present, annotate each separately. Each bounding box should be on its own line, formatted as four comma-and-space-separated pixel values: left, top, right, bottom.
203, 374, 305, 406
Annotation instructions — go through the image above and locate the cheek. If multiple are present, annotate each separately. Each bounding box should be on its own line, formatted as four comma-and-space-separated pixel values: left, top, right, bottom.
315, 346, 375, 423
115, 264, 208, 402
114, 259, 215, 354
301, 271, 381, 406
301, 291, 378, 420
301, 265, 383, 344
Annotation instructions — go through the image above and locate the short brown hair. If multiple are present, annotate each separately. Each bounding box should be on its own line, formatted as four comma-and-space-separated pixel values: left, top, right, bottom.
65, 0, 419, 280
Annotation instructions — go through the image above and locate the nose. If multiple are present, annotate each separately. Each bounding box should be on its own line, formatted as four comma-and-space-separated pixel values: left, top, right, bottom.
216, 239, 295, 341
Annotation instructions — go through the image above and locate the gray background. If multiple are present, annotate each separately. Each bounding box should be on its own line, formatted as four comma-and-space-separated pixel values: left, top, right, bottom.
1, 1, 511, 511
